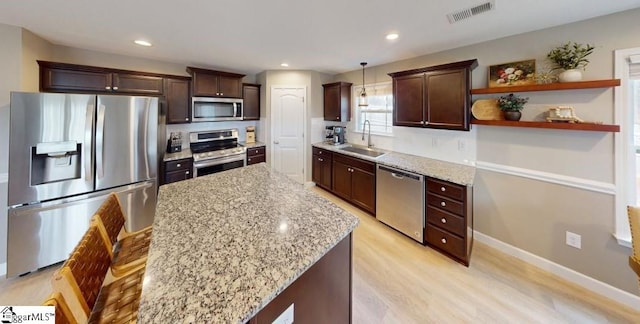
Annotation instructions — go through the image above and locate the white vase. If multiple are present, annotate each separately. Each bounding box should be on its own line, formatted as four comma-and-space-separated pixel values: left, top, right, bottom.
558, 69, 583, 83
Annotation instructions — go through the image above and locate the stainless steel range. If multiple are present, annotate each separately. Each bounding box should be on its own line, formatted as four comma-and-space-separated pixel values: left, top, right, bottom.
190, 129, 246, 177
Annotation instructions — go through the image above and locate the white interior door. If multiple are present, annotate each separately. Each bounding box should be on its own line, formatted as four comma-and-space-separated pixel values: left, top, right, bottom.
271, 87, 305, 183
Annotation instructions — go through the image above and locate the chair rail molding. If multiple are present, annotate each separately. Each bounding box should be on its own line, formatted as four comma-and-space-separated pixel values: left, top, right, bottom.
475, 161, 615, 195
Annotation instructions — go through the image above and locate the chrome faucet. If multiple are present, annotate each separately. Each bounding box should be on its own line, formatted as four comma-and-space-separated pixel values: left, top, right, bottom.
362, 120, 373, 148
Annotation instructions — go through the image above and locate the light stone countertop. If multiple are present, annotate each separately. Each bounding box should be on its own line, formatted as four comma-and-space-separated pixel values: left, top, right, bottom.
137, 163, 359, 323
312, 142, 475, 186
240, 141, 266, 149
163, 148, 192, 162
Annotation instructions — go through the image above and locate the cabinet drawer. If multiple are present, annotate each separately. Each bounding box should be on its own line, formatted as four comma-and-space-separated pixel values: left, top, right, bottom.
426, 225, 465, 260
334, 153, 375, 174
247, 154, 266, 165
165, 158, 192, 172
426, 206, 465, 237
246, 146, 265, 157
312, 147, 333, 157
165, 169, 192, 184
427, 178, 465, 201
427, 193, 464, 216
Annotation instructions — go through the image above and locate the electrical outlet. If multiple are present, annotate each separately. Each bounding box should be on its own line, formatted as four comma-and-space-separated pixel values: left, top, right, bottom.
566, 231, 581, 249
458, 139, 466, 151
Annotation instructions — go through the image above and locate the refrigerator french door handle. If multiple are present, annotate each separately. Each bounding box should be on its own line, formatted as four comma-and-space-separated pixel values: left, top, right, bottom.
96, 104, 106, 179
85, 103, 95, 181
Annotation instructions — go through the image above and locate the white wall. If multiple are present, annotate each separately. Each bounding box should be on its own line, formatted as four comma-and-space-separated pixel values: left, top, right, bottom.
260, 70, 331, 182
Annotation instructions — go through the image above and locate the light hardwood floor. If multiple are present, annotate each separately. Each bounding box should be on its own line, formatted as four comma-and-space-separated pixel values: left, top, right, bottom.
1, 186, 639, 323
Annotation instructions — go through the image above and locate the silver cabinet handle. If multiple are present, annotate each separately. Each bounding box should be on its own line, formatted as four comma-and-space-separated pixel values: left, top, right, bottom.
441, 187, 446, 192
177, 163, 181, 167
105, 86, 111, 90
318, 158, 323, 162
441, 238, 447, 244
113, 86, 119, 90
185, 171, 190, 175
336, 116, 340, 120
248, 158, 251, 161
220, 93, 224, 96
185, 118, 189, 121
441, 201, 446, 207
318, 151, 322, 154
441, 218, 447, 224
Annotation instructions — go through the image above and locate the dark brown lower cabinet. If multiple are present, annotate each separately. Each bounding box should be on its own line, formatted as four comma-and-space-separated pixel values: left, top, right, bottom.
164, 158, 193, 184
249, 234, 352, 324
312, 147, 333, 190
246, 146, 266, 165
424, 177, 473, 266
332, 153, 376, 215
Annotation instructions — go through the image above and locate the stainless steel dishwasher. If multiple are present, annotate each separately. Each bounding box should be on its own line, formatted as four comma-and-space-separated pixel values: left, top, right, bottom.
376, 165, 425, 243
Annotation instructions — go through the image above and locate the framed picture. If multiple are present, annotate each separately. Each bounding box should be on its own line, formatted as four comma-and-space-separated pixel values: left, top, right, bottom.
488, 59, 536, 88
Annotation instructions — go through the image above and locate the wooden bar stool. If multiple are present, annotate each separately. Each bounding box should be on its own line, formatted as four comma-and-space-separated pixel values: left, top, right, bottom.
42, 292, 75, 324
628, 206, 640, 287
51, 221, 146, 324
93, 193, 152, 277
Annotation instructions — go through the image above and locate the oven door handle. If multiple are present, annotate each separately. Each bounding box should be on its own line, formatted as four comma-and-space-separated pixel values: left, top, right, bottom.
193, 154, 246, 168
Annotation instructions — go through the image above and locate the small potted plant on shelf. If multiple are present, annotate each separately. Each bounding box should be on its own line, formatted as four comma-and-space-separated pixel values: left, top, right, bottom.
547, 42, 595, 83
497, 93, 529, 121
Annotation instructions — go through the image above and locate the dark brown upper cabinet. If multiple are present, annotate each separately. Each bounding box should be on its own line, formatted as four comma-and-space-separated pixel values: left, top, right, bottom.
38, 61, 164, 95
243, 83, 261, 120
165, 77, 192, 124
186, 66, 245, 98
323, 82, 352, 122
389, 59, 477, 131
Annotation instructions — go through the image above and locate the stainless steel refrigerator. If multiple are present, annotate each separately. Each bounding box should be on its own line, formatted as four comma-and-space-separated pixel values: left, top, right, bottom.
6, 92, 158, 277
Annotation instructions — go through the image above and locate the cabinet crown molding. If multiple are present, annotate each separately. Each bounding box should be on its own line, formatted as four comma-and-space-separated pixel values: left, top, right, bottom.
388, 59, 478, 77
186, 66, 245, 78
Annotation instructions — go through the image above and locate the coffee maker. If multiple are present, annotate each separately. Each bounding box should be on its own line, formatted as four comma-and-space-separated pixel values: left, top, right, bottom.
333, 126, 346, 144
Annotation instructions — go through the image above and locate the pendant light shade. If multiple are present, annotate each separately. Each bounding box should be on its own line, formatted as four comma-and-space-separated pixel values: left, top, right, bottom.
359, 62, 368, 107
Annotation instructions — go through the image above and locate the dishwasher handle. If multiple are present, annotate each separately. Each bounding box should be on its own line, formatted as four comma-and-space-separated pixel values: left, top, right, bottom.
378, 165, 423, 182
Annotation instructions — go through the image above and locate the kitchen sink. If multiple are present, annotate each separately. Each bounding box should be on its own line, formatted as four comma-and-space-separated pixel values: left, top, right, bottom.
339, 146, 386, 158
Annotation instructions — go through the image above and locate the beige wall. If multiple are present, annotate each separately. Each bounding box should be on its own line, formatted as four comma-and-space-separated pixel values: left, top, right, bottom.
21, 30, 52, 92
334, 8, 640, 295
0, 23, 22, 267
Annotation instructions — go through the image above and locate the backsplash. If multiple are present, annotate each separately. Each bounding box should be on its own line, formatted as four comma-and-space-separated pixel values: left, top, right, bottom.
344, 123, 477, 165
167, 121, 259, 146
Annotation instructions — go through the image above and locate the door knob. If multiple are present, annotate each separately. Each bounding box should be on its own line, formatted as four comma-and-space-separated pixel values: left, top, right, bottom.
441, 218, 447, 224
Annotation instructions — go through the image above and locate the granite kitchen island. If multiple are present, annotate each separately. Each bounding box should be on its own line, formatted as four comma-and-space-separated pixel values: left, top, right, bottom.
137, 163, 359, 323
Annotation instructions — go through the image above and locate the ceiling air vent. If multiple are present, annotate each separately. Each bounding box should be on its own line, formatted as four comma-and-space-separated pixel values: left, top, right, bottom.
447, 1, 495, 24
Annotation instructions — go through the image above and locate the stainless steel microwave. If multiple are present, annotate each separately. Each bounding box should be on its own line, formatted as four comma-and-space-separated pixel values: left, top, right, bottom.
192, 97, 243, 122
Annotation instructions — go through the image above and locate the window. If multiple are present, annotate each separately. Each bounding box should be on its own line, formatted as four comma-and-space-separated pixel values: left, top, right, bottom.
614, 48, 640, 247
353, 82, 393, 135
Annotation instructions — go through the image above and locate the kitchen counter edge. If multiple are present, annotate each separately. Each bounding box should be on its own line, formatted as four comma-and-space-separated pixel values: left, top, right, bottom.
312, 142, 475, 186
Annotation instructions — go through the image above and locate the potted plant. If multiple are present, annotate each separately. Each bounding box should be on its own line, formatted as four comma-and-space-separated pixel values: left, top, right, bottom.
498, 93, 529, 121
546, 42, 595, 82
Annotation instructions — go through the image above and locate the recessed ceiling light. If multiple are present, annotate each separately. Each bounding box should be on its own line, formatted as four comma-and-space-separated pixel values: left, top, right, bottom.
386, 33, 399, 40
134, 40, 152, 47
281, 63, 289, 67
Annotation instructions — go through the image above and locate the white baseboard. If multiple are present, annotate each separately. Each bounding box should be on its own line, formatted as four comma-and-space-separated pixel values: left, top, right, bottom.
0, 173, 7, 184
474, 230, 640, 310
0, 262, 5, 277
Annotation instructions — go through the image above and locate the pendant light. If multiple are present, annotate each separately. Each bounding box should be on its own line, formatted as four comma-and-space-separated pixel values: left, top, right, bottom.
358, 62, 369, 107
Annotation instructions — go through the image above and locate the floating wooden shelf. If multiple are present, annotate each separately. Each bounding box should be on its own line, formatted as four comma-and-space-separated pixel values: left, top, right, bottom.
471, 119, 620, 132
471, 79, 620, 94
